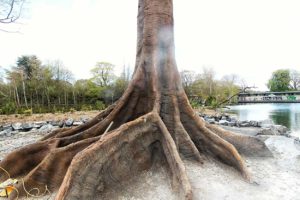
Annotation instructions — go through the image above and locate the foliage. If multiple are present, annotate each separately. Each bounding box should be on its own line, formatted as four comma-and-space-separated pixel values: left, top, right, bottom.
267, 69, 291, 92
0, 56, 131, 114
180, 68, 241, 107
90, 62, 115, 87
23, 109, 32, 116
95, 101, 106, 110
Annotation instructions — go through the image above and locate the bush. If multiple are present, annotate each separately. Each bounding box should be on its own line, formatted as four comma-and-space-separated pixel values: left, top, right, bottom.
95, 101, 106, 110
81, 104, 93, 111
23, 109, 33, 116
1, 102, 16, 114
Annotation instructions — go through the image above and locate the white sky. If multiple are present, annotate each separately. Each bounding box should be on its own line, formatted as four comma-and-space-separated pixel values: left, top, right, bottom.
1, 0, 300, 91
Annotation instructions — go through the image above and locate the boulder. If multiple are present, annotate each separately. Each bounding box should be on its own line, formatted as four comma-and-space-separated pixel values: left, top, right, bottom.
58, 120, 65, 128
22, 123, 34, 131
33, 121, 47, 128
221, 116, 227, 121
39, 124, 55, 133
274, 125, 288, 135
80, 116, 90, 123
207, 118, 216, 124
0, 127, 13, 137
12, 122, 22, 130
73, 121, 83, 126
65, 118, 74, 127
2, 124, 12, 130
227, 121, 236, 127
48, 120, 61, 127
219, 120, 229, 126
257, 128, 275, 135
240, 122, 250, 127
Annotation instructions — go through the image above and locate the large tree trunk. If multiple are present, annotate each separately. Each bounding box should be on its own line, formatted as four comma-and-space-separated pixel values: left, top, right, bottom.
0, 0, 271, 199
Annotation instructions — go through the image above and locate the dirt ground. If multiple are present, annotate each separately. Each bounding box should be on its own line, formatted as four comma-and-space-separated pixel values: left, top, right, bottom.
0, 111, 99, 125
1, 110, 300, 200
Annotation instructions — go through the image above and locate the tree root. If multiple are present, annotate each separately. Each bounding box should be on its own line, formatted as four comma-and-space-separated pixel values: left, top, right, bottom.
0, 90, 273, 200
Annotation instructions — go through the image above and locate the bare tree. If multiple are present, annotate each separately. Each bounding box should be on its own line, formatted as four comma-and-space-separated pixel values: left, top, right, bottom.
0, 0, 24, 24
290, 69, 300, 90
0, 0, 25, 32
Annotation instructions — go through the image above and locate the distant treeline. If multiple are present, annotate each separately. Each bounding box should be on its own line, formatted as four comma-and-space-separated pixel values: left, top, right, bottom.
0, 56, 130, 114
0, 55, 246, 115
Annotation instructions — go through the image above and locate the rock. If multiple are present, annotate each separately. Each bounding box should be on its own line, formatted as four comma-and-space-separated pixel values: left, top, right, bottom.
73, 121, 83, 126
2, 124, 12, 130
58, 120, 65, 128
240, 122, 250, 127
12, 122, 22, 130
65, 118, 74, 127
219, 120, 229, 126
249, 121, 258, 127
22, 123, 34, 131
0, 128, 13, 137
257, 124, 289, 136
33, 121, 47, 128
221, 116, 227, 121
230, 117, 237, 122
274, 125, 288, 135
207, 118, 216, 124
258, 119, 274, 128
80, 116, 90, 123
39, 124, 55, 133
227, 121, 236, 127
47, 121, 61, 126
258, 128, 275, 135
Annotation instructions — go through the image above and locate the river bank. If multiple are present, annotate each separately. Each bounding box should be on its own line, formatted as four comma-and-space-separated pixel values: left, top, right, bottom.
0, 110, 300, 199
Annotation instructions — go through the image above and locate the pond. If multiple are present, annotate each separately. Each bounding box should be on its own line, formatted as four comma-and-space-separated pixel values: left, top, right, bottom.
227, 103, 300, 137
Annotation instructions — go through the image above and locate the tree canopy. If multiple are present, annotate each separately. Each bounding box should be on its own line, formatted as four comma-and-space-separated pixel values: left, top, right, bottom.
267, 69, 291, 92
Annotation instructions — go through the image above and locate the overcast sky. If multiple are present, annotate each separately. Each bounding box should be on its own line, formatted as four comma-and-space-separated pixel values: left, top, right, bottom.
1, 0, 300, 91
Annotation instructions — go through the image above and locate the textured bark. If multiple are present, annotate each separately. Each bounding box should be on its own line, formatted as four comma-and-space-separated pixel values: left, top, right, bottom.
0, 0, 271, 199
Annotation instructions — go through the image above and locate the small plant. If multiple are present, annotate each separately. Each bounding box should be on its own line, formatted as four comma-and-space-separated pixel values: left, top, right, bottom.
23, 109, 33, 116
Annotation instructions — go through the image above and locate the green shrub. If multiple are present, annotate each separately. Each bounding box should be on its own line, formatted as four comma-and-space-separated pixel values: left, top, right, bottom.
23, 108, 33, 116
81, 104, 92, 111
1, 102, 16, 114
95, 101, 106, 110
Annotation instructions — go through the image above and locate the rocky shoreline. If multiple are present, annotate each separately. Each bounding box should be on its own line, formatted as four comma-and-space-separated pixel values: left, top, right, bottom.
200, 112, 300, 149
0, 117, 90, 137
1, 112, 299, 151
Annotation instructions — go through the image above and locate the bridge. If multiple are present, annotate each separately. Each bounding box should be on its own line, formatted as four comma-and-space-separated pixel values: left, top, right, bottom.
238, 91, 300, 103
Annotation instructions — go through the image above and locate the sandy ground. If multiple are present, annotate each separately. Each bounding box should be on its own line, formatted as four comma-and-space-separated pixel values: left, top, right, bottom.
0, 111, 99, 125
1, 118, 300, 199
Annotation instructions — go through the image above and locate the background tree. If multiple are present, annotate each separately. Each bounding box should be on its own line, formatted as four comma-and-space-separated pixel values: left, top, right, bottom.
267, 69, 291, 92
90, 62, 115, 87
180, 70, 196, 97
289, 69, 300, 90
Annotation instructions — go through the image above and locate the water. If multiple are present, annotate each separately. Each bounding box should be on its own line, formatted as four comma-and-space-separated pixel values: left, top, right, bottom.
228, 103, 300, 137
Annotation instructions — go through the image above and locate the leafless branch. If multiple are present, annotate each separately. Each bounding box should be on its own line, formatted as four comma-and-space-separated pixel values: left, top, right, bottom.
0, 0, 25, 24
